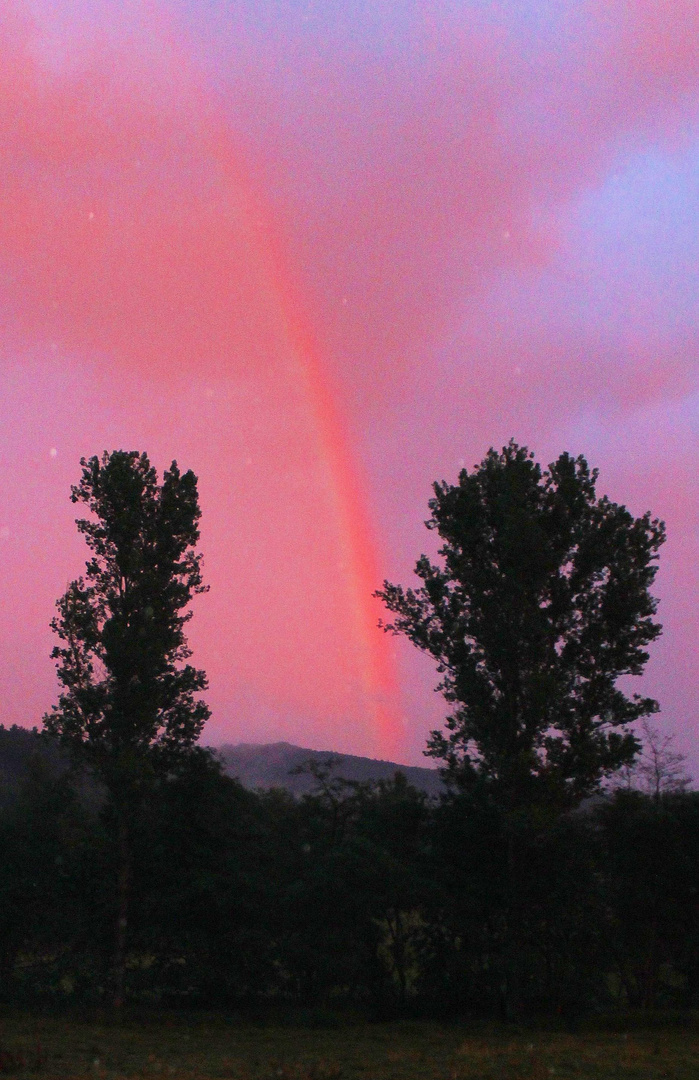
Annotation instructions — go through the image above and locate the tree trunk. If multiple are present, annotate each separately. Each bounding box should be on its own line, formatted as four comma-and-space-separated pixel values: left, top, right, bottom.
388, 909, 408, 1006
500, 827, 518, 1022
112, 810, 131, 1012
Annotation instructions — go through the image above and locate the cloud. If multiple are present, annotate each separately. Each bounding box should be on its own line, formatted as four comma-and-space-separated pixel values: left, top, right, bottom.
0, 1, 404, 756
2, 0, 698, 760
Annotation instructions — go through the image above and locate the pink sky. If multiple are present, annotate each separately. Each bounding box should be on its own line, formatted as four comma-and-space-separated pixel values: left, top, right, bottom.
1, 0, 698, 768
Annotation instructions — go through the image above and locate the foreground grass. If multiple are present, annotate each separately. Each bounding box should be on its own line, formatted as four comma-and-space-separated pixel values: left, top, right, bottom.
1, 1010, 699, 1079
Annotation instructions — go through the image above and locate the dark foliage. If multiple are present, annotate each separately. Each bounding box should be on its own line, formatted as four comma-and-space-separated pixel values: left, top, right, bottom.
377, 442, 665, 809
42, 450, 210, 1008
3, 441, 693, 1019
1, 726, 699, 1014
44, 451, 210, 782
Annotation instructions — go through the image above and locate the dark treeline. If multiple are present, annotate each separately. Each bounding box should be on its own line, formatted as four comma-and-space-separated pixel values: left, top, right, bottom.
4, 442, 691, 1021
2, 723, 698, 1018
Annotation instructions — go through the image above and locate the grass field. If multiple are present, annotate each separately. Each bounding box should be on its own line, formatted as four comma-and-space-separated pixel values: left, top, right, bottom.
1, 1010, 699, 1079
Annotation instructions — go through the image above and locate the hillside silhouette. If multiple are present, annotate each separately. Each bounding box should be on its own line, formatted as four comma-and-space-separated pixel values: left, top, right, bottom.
215, 741, 445, 797
0, 727, 444, 800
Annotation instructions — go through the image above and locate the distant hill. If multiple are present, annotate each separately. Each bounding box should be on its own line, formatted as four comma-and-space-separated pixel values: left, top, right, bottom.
214, 741, 446, 798
0, 725, 67, 804
0, 726, 446, 801
0, 725, 105, 809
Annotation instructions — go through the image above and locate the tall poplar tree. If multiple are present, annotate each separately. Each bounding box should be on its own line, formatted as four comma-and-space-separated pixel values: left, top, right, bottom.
44, 451, 210, 1008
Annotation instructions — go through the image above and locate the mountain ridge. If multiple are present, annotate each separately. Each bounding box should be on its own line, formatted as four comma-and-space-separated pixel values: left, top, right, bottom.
0, 726, 446, 801
214, 740, 446, 798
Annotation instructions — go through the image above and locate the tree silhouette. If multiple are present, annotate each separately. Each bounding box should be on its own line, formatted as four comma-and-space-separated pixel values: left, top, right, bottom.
617, 719, 692, 801
377, 441, 665, 810
44, 450, 209, 1008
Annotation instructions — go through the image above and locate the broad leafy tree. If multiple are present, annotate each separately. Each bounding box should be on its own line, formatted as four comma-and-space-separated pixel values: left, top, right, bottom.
377, 442, 665, 809
378, 441, 666, 1016
44, 450, 210, 1007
